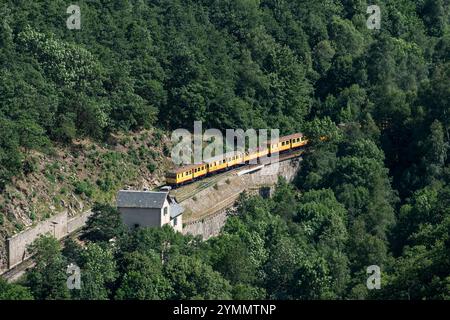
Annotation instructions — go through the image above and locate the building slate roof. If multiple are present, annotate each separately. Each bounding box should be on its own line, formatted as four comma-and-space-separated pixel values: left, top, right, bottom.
117, 190, 169, 209
170, 202, 184, 219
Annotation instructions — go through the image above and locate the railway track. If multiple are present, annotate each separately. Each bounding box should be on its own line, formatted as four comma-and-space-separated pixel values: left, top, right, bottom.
170, 148, 305, 203
2, 149, 305, 283
2, 229, 84, 283
1, 259, 35, 283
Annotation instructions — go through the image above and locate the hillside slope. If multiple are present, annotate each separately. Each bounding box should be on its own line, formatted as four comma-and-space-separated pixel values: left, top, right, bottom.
0, 129, 171, 268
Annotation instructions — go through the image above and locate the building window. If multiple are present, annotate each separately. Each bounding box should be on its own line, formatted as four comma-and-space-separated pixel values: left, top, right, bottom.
174, 217, 178, 226
164, 207, 168, 216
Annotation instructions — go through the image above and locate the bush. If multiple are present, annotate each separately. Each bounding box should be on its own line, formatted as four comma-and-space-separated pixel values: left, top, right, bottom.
23, 157, 39, 175
96, 176, 115, 192
147, 162, 157, 173
73, 179, 94, 197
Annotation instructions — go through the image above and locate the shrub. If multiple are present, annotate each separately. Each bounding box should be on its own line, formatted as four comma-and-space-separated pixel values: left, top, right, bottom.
96, 176, 115, 192
23, 157, 39, 175
147, 161, 157, 173
73, 179, 94, 197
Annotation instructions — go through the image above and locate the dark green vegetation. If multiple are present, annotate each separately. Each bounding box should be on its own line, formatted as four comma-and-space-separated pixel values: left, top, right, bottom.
2, 172, 448, 300
0, 0, 450, 300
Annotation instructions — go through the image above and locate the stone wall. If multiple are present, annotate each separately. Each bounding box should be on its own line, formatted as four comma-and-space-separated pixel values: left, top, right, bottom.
182, 209, 229, 240
182, 158, 301, 239
1, 157, 301, 274
3, 210, 92, 271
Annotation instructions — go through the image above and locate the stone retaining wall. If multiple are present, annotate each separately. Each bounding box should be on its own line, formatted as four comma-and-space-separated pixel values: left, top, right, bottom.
3, 210, 92, 271
181, 158, 301, 239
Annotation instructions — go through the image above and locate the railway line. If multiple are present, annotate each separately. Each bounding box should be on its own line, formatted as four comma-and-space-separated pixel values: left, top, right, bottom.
2, 229, 84, 283
170, 148, 305, 203
2, 149, 305, 283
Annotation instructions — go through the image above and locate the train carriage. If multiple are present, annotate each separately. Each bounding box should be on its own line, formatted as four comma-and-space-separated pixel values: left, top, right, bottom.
268, 135, 292, 154
244, 146, 269, 164
204, 154, 227, 174
244, 147, 259, 163
165, 163, 206, 185
286, 133, 307, 149
225, 151, 244, 168
166, 132, 309, 186
193, 163, 208, 179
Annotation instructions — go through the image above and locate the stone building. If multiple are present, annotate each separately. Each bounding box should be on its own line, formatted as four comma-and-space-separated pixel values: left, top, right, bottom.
117, 190, 184, 232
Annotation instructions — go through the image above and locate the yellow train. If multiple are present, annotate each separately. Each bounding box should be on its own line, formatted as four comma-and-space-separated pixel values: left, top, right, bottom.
165, 133, 308, 186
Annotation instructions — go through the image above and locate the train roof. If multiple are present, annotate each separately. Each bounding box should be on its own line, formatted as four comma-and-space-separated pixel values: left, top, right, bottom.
169, 163, 205, 174
204, 151, 243, 163
283, 133, 303, 140
267, 133, 303, 144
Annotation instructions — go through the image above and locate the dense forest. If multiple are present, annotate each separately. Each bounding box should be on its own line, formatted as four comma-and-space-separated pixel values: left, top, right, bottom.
0, 0, 449, 299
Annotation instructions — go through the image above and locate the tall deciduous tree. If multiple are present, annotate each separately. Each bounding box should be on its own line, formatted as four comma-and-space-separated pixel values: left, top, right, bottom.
26, 235, 70, 300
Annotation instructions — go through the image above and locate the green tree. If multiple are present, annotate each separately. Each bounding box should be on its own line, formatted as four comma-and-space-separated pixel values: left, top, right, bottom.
164, 254, 232, 300
83, 203, 125, 242
75, 243, 117, 300
25, 235, 70, 300
0, 278, 34, 300
115, 251, 172, 300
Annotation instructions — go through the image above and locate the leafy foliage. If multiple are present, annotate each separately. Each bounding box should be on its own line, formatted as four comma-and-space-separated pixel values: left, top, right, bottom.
1, 0, 450, 300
